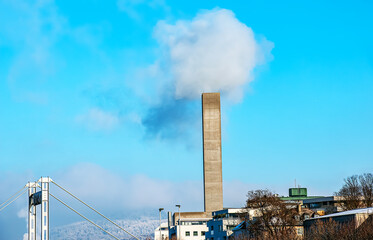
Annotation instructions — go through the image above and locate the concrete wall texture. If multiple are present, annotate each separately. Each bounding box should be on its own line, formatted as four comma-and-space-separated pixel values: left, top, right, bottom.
202, 93, 223, 213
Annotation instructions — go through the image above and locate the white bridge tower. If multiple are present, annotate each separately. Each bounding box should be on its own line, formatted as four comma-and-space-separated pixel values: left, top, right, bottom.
27, 177, 51, 240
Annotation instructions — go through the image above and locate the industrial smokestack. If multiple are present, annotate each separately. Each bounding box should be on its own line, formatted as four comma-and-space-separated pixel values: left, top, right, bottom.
202, 93, 223, 213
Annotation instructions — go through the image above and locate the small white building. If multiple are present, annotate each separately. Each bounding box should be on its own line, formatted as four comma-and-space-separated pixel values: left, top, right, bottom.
154, 222, 169, 240
176, 218, 209, 240
168, 212, 211, 240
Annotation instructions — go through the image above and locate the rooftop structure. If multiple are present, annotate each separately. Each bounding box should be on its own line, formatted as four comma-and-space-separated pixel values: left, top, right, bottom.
280, 187, 323, 202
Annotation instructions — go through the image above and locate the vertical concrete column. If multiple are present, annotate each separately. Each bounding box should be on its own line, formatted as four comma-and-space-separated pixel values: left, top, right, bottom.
28, 182, 36, 240
202, 93, 223, 213
40, 177, 50, 240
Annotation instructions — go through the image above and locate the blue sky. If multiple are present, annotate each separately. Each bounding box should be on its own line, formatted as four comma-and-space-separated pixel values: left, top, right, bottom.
1, 0, 373, 237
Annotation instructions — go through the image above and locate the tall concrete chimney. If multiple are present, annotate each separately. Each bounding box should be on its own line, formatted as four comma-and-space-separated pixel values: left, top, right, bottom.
202, 93, 223, 213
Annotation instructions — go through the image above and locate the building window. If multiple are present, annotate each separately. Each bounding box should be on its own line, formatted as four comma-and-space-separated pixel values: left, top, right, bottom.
219, 225, 222, 231
186, 231, 190, 237
211, 226, 214, 231
201, 231, 206, 236
227, 225, 235, 231
193, 231, 198, 236
297, 228, 304, 235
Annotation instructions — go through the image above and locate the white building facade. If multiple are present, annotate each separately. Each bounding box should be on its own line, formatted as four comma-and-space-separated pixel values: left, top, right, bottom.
154, 222, 169, 240
169, 217, 210, 240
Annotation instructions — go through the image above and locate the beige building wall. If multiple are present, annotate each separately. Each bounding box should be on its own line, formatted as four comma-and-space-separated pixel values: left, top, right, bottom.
202, 93, 223, 213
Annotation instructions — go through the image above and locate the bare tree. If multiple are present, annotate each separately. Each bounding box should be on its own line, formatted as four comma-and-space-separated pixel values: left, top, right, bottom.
304, 219, 355, 240
243, 189, 298, 240
359, 173, 373, 208
336, 175, 362, 210
304, 217, 373, 240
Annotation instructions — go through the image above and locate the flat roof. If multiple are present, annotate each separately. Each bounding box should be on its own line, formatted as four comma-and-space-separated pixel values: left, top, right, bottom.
280, 196, 323, 201
303, 196, 343, 204
307, 207, 373, 220
180, 218, 211, 221
213, 208, 245, 214
173, 212, 211, 220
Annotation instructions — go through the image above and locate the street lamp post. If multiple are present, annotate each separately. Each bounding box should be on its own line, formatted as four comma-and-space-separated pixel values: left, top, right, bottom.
159, 208, 164, 240
175, 205, 181, 240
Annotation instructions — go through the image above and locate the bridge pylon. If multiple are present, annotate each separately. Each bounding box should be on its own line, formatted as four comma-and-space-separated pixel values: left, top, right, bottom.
27, 181, 37, 240
27, 177, 52, 240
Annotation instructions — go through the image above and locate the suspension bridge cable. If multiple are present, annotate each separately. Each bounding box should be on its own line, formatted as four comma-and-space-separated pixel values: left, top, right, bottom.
49, 193, 121, 240
0, 185, 27, 208
51, 180, 140, 240
0, 188, 28, 212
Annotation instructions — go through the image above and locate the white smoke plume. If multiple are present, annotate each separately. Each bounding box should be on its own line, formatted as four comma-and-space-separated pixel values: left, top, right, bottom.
154, 8, 273, 101
142, 8, 273, 139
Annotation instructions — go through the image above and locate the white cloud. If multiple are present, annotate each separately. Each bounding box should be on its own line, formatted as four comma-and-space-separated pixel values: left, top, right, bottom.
75, 108, 120, 131
153, 8, 274, 101
54, 163, 203, 211
16, 207, 27, 219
